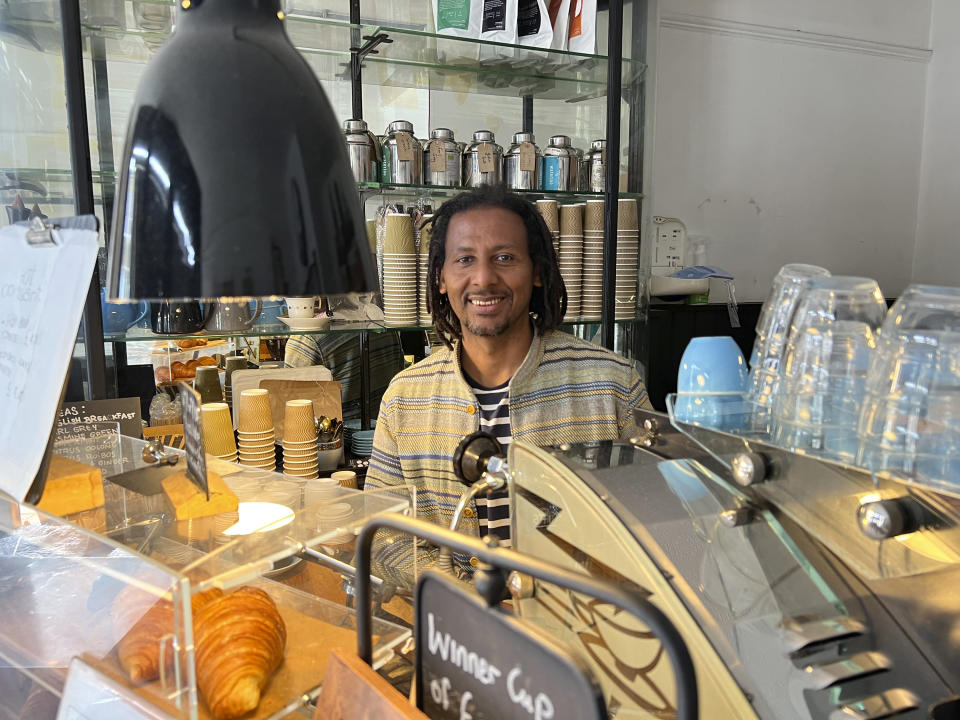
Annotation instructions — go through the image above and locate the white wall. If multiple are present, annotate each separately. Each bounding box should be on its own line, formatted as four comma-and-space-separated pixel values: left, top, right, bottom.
912, 0, 960, 286
650, 1, 932, 301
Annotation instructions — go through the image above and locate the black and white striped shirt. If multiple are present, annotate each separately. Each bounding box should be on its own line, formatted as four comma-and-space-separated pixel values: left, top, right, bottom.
464, 372, 512, 545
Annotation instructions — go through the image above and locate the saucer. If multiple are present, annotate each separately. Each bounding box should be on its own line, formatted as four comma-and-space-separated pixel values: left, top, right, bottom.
278, 314, 332, 331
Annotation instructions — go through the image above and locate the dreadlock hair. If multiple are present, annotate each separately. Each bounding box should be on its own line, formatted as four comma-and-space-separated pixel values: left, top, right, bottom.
425, 185, 567, 349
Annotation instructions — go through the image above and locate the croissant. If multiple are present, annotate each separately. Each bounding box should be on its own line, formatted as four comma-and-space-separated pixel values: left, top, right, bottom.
194, 587, 286, 720
115, 587, 223, 684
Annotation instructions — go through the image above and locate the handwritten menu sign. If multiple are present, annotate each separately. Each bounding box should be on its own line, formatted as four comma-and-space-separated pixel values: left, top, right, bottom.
0, 218, 99, 502
58, 397, 142, 439
477, 143, 496, 173
430, 140, 446, 173
54, 422, 124, 477
519, 142, 536, 173
416, 571, 606, 720
177, 381, 208, 499
396, 131, 416, 163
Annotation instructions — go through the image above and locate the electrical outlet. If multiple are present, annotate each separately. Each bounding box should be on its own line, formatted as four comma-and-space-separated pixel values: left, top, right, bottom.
651, 216, 687, 270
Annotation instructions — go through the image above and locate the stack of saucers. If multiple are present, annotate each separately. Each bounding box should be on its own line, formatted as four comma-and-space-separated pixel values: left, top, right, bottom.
580, 199, 605, 320
237, 388, 276, 471
615, 198, 640, 319
201, 402, 237, 462
558, 204, 583, 320
281, 399, 319, 479
382, 212, 418, 327
350, 429, 375, 457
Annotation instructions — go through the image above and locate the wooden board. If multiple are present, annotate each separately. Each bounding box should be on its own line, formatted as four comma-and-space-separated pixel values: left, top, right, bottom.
87, 602, 372, 720
315, 649, 428, 720
258, 379, 342, 439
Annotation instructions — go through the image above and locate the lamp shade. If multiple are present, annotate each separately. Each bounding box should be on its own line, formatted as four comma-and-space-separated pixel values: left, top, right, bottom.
106, 0, 376, 301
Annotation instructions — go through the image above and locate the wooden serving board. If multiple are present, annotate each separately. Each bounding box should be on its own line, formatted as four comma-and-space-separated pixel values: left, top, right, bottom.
259, 379, 342, 440
89, 603, 370, 720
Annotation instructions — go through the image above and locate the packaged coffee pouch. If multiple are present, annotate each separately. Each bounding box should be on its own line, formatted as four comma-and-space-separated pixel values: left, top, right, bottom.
517, 0, 553, 48
548, 0, 570, 51
568, 0, 596, 54
478, 0, 518, 64
433, 0, 482, 37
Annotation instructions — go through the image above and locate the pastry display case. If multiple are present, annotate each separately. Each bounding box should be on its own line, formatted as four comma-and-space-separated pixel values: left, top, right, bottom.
0, 434, 414, 720
504, 408, 960, 719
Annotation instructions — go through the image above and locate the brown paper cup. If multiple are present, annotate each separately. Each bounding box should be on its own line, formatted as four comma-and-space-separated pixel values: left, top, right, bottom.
617, 198, 639, 230
201, 402, 237, 456
559, 204, 583, 236
584, 200, 605, 232
238, 388, 273, 433
535, 200, 559, 233
283, 399, 317, 443
384, 212, 415, 254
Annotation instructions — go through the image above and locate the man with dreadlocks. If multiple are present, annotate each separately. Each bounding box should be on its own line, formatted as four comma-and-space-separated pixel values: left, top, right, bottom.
365, 185, 650, 582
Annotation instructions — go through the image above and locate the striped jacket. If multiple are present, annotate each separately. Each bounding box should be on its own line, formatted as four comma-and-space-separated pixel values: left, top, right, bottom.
364, 329, 651, 584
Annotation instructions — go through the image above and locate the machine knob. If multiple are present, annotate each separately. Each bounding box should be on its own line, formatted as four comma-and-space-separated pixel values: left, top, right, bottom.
731, 451, 768, 487
452, 431, 503, 485
857, 498, 921, 540
507, 571, 536, 599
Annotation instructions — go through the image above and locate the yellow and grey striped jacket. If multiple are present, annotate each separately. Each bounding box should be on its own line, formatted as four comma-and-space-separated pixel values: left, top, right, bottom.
365, 328, 651, 583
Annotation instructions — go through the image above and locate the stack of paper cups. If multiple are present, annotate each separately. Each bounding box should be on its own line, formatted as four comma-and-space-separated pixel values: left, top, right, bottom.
418, 215, 433, 326
581, 200, 605, 320
536, 200, 560, 256
281, 399, 319, 479
201, 402, 237, 462
616, 199, 640, 320
558, 204, 583, 320
382, 212, 418, 327
236, 388, 276, 470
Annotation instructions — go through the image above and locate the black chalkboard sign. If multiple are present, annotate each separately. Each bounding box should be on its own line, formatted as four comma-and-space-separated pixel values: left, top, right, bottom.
57, 397, 142, 439
177, 381, 208, 499
416, 570, 606, 720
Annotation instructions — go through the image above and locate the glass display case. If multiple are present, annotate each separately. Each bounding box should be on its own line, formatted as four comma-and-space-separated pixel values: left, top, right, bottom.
0, 433, 414, 719
505, 413, 960, 719
0, 0, 657, 409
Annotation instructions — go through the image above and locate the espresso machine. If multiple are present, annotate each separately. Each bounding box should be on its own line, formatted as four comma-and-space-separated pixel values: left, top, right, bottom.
474, 408, 960, 719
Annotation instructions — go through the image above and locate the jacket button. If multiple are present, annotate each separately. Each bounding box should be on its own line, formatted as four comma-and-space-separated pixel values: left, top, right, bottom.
463, 507, 476, 518
469, 556, 479, 567
466, 405, 477, 415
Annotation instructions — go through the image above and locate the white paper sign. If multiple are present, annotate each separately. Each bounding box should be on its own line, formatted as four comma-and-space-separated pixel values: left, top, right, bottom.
0, 218, 99, 502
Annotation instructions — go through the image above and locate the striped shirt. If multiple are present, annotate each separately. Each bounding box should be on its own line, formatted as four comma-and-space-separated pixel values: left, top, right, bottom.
365, 329, 651, 586
464, 372, 512, 545
284, 331, 405, 421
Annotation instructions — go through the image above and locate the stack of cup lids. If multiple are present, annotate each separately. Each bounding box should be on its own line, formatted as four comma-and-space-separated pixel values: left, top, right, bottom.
201, 402, 237, 462
237, 388, 276, 471
316, 501, 355, 545
303, 476, 341, 506
281, 399, 319, 479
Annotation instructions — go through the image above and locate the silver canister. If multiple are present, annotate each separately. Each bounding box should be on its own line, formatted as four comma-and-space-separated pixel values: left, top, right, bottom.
541, 134, 580, 191
382, 120, 423, 185
343, 118, 380, 183
423, 128, 461, 187
504, 131, 541, 190
584, 139, 606, 192
462, 130, 504, 187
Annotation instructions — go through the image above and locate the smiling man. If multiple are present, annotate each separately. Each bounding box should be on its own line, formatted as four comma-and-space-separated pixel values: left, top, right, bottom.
365, 185, 650, 583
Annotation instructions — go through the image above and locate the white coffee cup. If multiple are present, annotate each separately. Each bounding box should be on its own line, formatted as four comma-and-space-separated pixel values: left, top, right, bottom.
285, 296, 316, 319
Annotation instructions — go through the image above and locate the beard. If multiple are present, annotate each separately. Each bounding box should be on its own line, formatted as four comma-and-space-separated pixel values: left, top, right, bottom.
463, 316, 512, 337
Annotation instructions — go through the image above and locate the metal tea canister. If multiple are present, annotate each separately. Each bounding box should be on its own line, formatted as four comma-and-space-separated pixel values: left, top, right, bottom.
463, 130, 504, 187
342, 118, 380, 183
584, 139, 606, 192
382, 120, 423, 184
541, 134, 580, 191
504, 131, 541, 190
423, 128, 461, 186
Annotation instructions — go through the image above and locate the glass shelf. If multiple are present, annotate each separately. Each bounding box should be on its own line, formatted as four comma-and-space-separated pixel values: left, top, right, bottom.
10, 8, 643, 102
105, 315, 645, 342
359, 181, 643, 201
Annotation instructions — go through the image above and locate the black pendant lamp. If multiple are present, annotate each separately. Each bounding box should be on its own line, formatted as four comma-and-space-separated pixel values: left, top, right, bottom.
106, 0, 376, 301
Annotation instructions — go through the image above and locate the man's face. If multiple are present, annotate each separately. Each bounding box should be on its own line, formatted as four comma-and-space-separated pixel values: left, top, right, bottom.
439, 206, 541, 341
